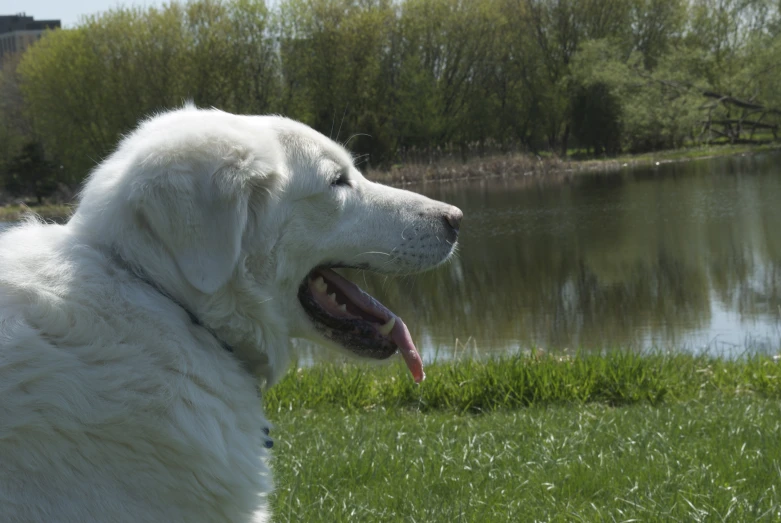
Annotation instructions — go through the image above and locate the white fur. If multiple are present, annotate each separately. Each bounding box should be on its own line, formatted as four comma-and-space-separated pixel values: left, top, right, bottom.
0, 106, 460, 522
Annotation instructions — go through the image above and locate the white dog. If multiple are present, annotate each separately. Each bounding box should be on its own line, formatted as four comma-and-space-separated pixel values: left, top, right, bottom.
0, 105, 461, 522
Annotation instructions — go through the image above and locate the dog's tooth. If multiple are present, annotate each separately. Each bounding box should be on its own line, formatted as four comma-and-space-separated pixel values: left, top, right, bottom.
313, 276, 328, 293
338, 304, 347, 313
329, 293, 338, 303
378, 317, 396, 336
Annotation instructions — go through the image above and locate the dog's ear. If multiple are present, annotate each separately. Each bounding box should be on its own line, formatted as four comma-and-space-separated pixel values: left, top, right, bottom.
132, 158, 268, 294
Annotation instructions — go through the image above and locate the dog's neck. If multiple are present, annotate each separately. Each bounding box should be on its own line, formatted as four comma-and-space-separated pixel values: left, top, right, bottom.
105, 241, 291, 387
113, 250, 236, 355
110, 248, 277, 448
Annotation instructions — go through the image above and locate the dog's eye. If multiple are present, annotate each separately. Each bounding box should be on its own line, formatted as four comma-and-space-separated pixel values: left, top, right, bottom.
331, 172, 351, 188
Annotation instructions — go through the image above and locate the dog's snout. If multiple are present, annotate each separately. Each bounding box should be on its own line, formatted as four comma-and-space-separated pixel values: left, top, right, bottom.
444, 207, 463, 230
442, 206, 463, 238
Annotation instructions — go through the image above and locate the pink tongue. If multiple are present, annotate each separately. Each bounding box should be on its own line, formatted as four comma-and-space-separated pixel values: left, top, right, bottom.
390, 316, 425, 383
317, 268, 425, 382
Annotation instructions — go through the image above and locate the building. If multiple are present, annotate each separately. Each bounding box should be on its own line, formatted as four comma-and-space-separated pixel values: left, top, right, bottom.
0, 13, 60, 65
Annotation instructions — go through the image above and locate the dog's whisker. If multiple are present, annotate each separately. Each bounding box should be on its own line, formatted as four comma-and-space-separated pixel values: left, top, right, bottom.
335, 105, 348, 143
350, 251, 392, 259
345, 133, 372, 148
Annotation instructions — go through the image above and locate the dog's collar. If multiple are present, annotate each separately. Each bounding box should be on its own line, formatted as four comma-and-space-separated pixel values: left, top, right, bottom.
111, 251, 234, 354
177, 304, 235, 354
111, 251, 273, 449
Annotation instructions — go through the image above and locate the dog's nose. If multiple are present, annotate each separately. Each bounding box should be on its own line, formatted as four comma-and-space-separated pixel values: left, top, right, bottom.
443, 206, 463, 234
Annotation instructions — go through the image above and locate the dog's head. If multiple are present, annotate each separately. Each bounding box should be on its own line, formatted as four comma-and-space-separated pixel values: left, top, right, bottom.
71, 105, 461, 385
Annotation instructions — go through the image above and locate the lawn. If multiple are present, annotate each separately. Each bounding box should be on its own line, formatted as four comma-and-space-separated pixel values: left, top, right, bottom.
265, 354, 781, 522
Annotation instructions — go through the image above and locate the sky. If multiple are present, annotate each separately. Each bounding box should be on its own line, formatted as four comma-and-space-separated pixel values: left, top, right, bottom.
1, 0, 168, 28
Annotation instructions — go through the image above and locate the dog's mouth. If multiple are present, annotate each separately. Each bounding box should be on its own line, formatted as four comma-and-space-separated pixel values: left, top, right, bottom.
297, 267, 424, 383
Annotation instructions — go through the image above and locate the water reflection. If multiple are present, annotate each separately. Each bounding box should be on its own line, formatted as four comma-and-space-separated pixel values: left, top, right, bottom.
301, 153, 781, 363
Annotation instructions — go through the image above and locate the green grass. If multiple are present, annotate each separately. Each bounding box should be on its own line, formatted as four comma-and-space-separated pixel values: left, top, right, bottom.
265, 353, 781, 521
568, 142, 781, 176
265, 352, 781, 413
571, 141, 781, 164
268, 399, 781, 522
0, 203, 73, 222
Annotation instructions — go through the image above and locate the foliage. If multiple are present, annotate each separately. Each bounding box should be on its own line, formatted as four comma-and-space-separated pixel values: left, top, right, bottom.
0, 54, 32, 184
2, 143, 59, 204
570, 82, 623, 155
17, 0, 277, 182
3, 0, 781, 188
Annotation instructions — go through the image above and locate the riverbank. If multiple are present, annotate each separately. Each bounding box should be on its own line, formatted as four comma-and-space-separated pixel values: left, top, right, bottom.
368, 141, 781, 186
266, 353, 781, 521
2, 142, 779, 222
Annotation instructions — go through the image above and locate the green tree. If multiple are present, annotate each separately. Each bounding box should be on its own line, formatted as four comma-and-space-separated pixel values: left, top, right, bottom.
276, 0, 399, 165
18, 0, 279, 183
630, 0, 687, 68
4, 143, 59, 204
10, 0, 781, 188
570, 82, 622, 155
0, 55, 29, 183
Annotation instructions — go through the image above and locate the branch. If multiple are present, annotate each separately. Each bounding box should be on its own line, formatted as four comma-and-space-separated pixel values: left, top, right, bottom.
632, 66, 781, 115
705, 119, 778, 130
700, 91, 775, 112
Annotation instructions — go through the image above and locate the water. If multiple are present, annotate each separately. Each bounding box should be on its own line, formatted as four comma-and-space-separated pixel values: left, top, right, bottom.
3, 153, 781, 362
332, 152, 781, 362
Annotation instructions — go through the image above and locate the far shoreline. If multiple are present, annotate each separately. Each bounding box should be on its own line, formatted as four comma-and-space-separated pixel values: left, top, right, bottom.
369, 141, 781, 187
2, 141, 780, 222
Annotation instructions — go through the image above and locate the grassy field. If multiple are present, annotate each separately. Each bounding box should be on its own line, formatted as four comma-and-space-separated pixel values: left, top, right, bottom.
265, 352, 781, 412
265, 353, 781, 522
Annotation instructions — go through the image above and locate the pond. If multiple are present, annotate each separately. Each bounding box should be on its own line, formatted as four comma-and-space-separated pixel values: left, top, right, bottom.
2, 152, 780, 362
331, 152, 781, 362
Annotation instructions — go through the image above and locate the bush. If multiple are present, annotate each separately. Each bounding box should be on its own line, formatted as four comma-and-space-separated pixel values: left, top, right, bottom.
571, 82, 623, 156
3, 142, 59, 204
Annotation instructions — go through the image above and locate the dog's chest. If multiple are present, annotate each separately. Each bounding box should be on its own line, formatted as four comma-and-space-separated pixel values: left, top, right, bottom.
155, 367, 274, 519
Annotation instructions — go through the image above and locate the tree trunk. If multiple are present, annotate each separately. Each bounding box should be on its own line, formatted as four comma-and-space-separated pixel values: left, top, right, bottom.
560, 123, 570, 157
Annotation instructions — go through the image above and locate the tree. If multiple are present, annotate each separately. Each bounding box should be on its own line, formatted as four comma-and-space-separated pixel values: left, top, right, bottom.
11, 0, 781, 185
571, 82, 622, 155
0, 53, 33, 184
3, 143, 59, 204
630, 0, 687, 68
19, 0, 281, 184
